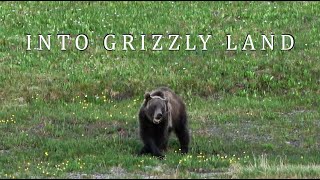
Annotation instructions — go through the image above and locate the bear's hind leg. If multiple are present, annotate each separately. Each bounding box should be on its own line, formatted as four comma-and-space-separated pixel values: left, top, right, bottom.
174, 124, 190, 154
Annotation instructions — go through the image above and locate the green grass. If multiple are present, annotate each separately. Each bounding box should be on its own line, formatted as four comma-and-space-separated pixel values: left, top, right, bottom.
1, 1, 320, 179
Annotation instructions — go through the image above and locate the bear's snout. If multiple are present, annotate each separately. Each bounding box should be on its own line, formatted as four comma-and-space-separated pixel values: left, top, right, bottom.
152, 107, 163, 123
153, 112, 163, 124
155, 113, 162, 120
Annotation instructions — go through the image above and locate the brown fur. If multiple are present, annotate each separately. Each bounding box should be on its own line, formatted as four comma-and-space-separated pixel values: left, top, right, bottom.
138, 87, 190, 158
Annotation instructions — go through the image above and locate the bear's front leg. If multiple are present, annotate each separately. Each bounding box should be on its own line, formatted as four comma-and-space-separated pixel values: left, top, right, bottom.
139, 145, 150, 155
141, 138, 164, 159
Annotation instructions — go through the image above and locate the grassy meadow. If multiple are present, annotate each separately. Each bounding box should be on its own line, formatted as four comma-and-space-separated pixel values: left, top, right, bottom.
0, 1, 320, 178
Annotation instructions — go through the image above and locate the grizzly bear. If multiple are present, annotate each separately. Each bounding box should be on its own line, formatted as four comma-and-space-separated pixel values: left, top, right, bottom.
138, 87, 190, 158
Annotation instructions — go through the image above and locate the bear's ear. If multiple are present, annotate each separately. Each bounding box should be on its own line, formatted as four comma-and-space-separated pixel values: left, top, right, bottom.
144, 92, 151, 102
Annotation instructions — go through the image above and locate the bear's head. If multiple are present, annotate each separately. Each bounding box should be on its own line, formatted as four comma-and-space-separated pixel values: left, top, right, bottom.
144, 92, 168, 124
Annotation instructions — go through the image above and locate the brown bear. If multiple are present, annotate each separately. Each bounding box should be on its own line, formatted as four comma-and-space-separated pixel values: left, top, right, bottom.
138, 87, 190, 158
